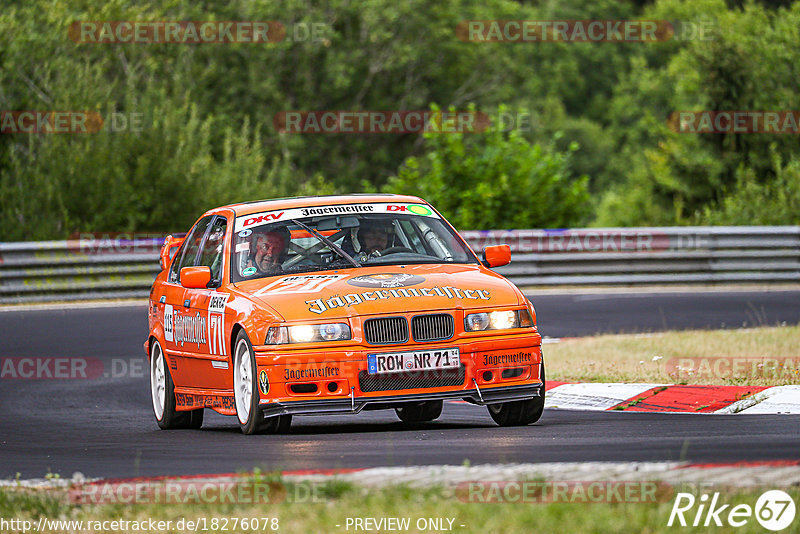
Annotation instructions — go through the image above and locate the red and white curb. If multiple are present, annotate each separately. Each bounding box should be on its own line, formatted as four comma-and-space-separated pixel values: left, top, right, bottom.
542, 383, 800, 414
5, 461, 800, 490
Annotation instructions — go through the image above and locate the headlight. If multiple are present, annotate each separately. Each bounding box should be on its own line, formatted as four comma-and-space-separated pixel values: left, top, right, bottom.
465, 313, 490, 331
266, 323, 351, 344
464, 309, 534, 332
489, 310, 516, 330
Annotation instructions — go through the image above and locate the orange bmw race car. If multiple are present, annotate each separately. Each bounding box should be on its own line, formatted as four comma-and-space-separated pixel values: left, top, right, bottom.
146, 195, 544, 434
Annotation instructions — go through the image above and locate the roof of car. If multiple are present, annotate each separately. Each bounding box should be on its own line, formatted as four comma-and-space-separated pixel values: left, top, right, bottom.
218, 194, 427, 217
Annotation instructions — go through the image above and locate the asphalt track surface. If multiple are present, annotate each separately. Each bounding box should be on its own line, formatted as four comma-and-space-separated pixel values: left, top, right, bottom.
1, 290, 799, 479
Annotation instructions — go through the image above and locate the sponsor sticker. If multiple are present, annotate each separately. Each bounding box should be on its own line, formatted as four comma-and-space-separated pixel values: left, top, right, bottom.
164, 304, 174, 342
387, 204, 432, 216
173, 312, 207, 346
482, 351, 533, 366
254, 274, 344, 296
347, 273, 425, 288
208, 294, 230, 313
306, 286, 491, 314
175, 393, 234, 410
259, 370, 269, 394
284, 365, 340, 381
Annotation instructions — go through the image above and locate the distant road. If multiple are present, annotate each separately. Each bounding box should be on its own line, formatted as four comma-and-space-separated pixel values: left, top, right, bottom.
526, 290, 800, 338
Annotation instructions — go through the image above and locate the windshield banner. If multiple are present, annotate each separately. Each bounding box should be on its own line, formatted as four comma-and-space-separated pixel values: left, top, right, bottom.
234, 203, 439, 232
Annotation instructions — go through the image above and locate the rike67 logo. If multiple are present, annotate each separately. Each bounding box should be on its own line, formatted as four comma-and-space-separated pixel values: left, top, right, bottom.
668, 490, 796, 531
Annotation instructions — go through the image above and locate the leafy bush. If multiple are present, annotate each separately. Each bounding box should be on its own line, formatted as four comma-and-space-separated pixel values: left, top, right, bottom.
385, 107, 590, 230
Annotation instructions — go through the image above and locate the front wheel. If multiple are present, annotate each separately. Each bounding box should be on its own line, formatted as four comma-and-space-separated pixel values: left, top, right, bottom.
233, 331, 291, 435
150, 339, 203, 430
395, 400, 443, 423
487, 361, 546, 427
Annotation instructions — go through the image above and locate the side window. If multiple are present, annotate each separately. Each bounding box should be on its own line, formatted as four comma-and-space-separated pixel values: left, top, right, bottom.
169, 216, 213, 283
168, 243, 185, 283
197, 217, 227, 282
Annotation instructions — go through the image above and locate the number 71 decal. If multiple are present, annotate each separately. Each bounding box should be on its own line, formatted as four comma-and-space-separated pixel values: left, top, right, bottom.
207, 294, 230, 356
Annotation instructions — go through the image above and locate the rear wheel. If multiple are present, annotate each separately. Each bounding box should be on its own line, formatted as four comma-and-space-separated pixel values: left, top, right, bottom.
487, 361, 546, 427
150, 339, 203, 429
395, 400, 443, 423
233, 330, 291, 435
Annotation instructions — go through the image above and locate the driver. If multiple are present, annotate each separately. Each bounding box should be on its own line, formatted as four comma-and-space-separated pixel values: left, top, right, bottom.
357, 220, 393, 259
248, 228, 289, 275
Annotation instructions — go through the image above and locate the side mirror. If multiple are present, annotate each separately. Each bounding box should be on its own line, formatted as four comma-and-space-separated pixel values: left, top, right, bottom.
482, 244, 511, 268
180, 266, 212, 289
160, 235, 184, 271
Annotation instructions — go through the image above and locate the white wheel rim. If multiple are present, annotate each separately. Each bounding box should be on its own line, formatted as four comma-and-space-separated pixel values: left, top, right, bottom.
234, 339, 253, 425
150, 342, 166, 420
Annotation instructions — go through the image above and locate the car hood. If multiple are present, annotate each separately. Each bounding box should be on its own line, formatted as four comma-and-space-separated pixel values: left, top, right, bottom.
233, 264, 523, 321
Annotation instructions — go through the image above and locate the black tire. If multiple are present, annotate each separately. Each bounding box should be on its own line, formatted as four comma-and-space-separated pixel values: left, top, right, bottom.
185, 408, 204, 429
233, 330, 291, 435
487, 361, 546, 427
150, 338, 204, 430
395, 400, 443, 423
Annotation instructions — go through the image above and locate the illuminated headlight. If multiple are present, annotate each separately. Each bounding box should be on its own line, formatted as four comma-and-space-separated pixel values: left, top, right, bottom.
266, 324, 351, 344
464, 310, 534, 332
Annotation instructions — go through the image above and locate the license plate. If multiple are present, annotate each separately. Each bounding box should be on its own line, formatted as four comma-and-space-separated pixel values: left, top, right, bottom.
367, 348, 460, 375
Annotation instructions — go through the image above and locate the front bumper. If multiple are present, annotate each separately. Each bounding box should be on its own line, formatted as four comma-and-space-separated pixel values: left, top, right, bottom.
253, 330, 542, 417
258, 380, 543, 418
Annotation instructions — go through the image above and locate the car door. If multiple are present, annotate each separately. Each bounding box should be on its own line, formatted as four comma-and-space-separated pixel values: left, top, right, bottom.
160, 215, 214, 386
182, 215, 233, 390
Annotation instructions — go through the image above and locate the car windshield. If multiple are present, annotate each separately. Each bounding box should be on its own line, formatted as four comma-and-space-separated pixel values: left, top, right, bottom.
230, 202, 476, 282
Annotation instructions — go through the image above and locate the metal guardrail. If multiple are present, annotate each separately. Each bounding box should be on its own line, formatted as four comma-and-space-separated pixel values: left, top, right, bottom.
0, 227, 798, 303
463, 226, 800, 286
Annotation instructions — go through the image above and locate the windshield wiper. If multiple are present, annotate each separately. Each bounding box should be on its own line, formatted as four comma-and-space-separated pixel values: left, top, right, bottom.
290, 219, 360, 268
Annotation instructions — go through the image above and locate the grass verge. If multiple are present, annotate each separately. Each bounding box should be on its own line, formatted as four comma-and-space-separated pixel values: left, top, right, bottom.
546, 325, 800, 386
1, 477, 797, 533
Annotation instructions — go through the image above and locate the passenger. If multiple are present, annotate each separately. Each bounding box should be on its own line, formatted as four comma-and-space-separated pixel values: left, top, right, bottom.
358, 220, 393, 257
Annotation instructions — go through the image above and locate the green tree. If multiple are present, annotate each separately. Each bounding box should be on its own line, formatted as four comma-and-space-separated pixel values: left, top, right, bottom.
385, 107, 590, 230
